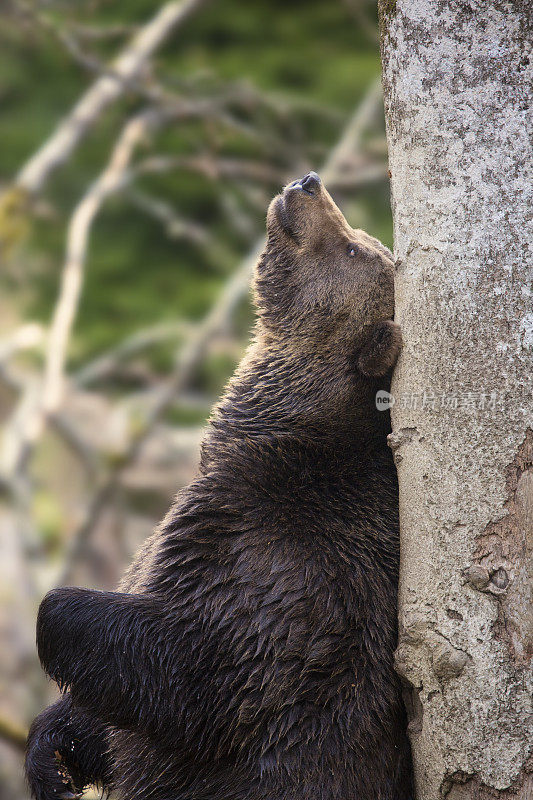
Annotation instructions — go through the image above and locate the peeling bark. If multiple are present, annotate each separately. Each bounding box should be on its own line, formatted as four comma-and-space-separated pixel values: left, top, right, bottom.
471, 431, 533, 668
379, 2, 533, 798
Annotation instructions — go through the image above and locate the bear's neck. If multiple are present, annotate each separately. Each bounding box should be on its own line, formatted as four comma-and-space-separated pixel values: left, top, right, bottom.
202, 335, 391, 469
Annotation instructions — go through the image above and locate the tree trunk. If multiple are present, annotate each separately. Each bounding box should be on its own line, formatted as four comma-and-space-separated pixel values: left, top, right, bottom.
379, 2, 532, 798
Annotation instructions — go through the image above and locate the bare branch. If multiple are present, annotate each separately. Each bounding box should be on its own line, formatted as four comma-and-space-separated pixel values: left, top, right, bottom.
328, 163, 387, 190
68, 23, 139, 42
15, 0, 210, 196
0, 713, 27, 752
0, 110, 163, 478
13, 1, 112, 78
49, 413, 100, 479
0, 376, 42, 481
75, 321, 194, 387
46, 114, 159, 404
0, 363, 100, 483
126, 190, 211, 246
135, 155, 288, 185
325, 77, 383, 179
219, 192, 259, 242
341, 0, 379, 43
0, 323, 44, 363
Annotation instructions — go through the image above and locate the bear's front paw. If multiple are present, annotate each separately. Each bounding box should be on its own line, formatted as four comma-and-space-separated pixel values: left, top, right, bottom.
27, 747, 82, 800
27, 751, 81, 800
357, 320, 402, 377
26, 714, 83, 800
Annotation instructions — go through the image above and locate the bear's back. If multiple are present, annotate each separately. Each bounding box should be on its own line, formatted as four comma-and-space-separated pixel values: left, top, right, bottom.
111, 436, 403, 799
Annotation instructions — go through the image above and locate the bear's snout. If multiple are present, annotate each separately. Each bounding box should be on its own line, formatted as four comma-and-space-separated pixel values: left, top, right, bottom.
299, 171, 321, 195
286, 171, 321, 197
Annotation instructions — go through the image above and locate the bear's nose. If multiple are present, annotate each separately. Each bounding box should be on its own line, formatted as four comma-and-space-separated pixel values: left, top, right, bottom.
300, 171, 321, 195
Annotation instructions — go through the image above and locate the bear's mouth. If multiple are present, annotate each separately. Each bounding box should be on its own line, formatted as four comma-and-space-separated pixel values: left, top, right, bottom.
273, 195, 299, 243
269, 173, 322, 244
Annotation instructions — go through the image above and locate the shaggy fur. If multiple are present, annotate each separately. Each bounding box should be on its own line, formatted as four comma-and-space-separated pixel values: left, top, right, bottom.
26, 172, 412, 800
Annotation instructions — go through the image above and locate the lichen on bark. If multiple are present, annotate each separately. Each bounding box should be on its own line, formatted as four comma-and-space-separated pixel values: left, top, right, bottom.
380, 1, 533, 797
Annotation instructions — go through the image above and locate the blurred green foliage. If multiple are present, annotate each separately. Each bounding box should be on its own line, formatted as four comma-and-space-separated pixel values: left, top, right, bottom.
0, 0, 390, 391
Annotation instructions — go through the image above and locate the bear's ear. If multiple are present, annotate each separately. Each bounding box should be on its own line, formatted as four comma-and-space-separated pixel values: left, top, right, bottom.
357, 320, 402, 377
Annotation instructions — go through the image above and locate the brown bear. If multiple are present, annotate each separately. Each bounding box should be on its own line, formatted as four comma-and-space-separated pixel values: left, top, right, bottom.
26, 172, 412, 800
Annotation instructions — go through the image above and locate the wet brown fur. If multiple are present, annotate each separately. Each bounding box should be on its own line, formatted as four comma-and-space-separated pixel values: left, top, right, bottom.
26, 175, 412, 800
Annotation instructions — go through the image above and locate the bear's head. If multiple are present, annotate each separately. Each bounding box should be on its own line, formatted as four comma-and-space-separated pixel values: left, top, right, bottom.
255, 172, 395, 363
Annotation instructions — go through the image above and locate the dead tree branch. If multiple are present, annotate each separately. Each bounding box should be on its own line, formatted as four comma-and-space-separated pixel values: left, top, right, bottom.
134, 155, 289, 185
0, 324, 44, 363
41, 112, 160, 418
0, 110, 163, 478
326, 77, 383, 178
341, 0, 379, 43
14, 0, 210, 196
0, 713, 28, 753
126, 191, 212, 246
75, 321, 194, 387
69, 23, 139, 42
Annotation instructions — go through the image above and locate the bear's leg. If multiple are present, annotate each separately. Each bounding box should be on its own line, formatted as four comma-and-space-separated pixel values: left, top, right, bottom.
25, 694, 112, 800
37, 587, 169, 731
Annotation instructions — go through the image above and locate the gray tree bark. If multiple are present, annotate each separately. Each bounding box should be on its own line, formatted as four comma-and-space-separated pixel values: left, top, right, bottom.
379, 2, 532, 798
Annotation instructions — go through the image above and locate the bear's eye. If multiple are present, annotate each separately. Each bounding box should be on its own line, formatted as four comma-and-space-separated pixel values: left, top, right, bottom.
347, 244, 358, 258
